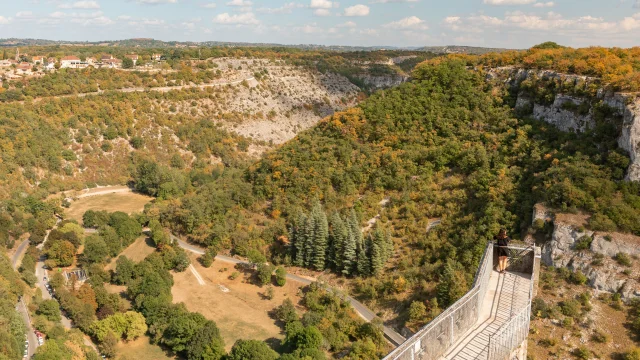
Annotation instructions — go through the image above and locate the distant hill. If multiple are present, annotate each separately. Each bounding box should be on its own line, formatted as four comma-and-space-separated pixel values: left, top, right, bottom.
417, 45, 517, 54
0, 38, 514, 53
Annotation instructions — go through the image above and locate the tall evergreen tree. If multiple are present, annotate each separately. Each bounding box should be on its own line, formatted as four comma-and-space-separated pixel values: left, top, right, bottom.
310, 201, 328, 271
370, 229, 384, 275
292, 211, 307, 267
303, 214, 315, 268
342, 232, 356, 276
328, 213, 348, 272
356, 237, 371, 277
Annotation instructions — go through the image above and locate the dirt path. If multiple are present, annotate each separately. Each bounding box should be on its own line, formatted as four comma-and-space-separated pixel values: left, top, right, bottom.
361, 197, 390, 233
171, 235, 406, 346
189, 264, 205, 286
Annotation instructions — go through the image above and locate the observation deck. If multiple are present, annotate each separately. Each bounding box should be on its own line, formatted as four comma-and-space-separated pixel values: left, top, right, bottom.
384, 243, 540, 360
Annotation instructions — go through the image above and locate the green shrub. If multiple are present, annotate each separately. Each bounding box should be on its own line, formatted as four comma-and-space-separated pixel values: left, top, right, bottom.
61, 149, 77, 161
591, 330, 609, 343
101, 142, 113, 152
615, 252, 632, 266
560, 299, 581, 318
562, 316, 574, 328
538, 338, 558, 347
625, 348, 640, 360
591, 253, 604, 266
574, 235, 592, 251
408, 301, 427, 322
533, 219, 545, 230
573, 347, 592, 360
230, 271, 240, 280
570, 270, 588, 285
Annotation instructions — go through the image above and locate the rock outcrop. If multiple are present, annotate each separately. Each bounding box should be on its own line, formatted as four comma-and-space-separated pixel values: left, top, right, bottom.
488, 67, 640, 181
535, 205, 640, 299
358, 74, 409, 89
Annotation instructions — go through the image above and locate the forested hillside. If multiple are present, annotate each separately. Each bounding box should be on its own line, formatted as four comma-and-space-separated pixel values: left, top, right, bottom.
145, 57, 638, 330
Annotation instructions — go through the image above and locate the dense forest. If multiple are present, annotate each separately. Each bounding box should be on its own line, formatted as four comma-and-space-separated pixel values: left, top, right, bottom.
456, 43, 640, 91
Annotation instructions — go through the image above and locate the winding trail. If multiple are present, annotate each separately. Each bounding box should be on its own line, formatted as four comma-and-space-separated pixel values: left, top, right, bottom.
21, 76, 256, 103
171, 234, 406, 346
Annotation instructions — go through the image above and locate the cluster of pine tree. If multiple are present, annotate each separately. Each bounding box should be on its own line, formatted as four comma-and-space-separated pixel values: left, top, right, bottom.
289, 201, 393, 277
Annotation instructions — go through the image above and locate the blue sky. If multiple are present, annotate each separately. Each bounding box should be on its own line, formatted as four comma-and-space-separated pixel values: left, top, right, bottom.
0, 0, 639, 48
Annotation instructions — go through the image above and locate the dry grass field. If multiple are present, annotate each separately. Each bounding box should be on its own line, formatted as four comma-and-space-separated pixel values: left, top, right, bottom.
114, 336, 175, 360
64, 192, 153, 223
171, 253, 306, 351
105, 236, 156, 271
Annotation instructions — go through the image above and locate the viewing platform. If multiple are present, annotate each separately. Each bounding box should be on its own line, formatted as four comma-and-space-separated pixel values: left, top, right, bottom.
384, 243, 540, 360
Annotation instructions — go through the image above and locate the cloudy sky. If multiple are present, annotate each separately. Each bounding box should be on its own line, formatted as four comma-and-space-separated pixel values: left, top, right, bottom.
0, 0, 639, 48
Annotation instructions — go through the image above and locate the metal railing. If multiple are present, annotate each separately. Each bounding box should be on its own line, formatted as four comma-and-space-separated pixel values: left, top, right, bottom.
383, 242, 494, 360
487, 246, 537, 360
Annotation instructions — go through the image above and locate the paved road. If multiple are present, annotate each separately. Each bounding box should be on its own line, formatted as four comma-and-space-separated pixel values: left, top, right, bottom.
36, 220, 98, 352
171, 235, 406, 346
11, 240, 39, 358
11, 239, 29, 270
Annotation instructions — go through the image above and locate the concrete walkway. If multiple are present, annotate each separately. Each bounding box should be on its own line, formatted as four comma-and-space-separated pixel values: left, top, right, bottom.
443, 270, 531, 360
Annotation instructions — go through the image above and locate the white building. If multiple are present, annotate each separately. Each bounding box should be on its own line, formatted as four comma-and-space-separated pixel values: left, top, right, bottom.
60, 56, 82, 68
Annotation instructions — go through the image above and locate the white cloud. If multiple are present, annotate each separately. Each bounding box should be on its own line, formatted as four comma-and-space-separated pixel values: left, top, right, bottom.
133, 18, 166, 25
71, 15, 112, 25
135, 0, 177, 4
117, 15, 132, 20
344, 4, 369, 16
257, 2, 303, 14
16, 11, 33, 18
226, 0, 252, 6
44, 10, 112, 25
483, 0, 535, 4
202, 2, 217, 8
314, 8, 331, 16
337, 20, 356, 27
213, 12, 259, 24
441, 10, 640, 36
58, 1, 100, 9
620, 13, 640, 30
310, 0, 335, 9
533, 1, 554, 7
0, 16, 12, 24
383, 16, 428, 30
299, 24, 322, 33
370, 0, 417, 3
182, 21, 197, 30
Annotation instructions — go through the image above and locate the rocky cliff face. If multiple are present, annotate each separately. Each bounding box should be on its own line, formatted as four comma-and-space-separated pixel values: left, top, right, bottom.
535, 205, 640, 299
488, 67, 640, 181
358, 74, 409, 89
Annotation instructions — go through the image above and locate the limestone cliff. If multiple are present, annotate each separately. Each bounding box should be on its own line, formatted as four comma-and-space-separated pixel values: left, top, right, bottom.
488, 67, 640, 181
535, 204, 640, 299
358, 74, 409, 89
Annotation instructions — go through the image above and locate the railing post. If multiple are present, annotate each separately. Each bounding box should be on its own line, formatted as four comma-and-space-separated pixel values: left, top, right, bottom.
450, 313, 454, 346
